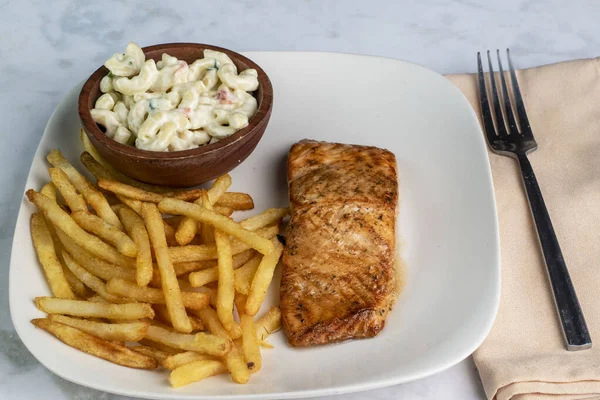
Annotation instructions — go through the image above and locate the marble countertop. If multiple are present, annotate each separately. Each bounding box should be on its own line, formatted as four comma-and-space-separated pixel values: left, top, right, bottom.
1, 1, 598, 399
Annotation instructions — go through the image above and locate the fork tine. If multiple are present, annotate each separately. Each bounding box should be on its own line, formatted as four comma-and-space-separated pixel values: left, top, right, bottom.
477, 52, 498, 144
506, 49, 533, 138
496, 49, 519, 135
486, 50, 509, 137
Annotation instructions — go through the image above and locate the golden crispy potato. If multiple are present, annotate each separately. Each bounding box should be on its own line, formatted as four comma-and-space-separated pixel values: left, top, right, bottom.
48, 315, 149, 342
175, 175, 231, 246
55, 228, 135, 282
169, 359, 226, 388
35, 297, 154, 320
158, 198, 274, 255
245, 239, 284, 316
40, 182, 57, 201
71, 211, 138, 257
161, 351, 216, 370
118, 207, 153, 286
152, 304, 205, 332
30, 213, 74, 299
255, 306, 282, 342
26, 190, 134, 268
145, 325, 231, 356
239, 208, 289, 231
98, 179, 202, 203
233, 255, 262, 296
190, 307, 239, 340
62, 252, 128, 303
141, 203, 192, 333
47, 149, 122, 230
31, 318, 157, 369
215, 192, 254, 211
224, 341, 250, 384
234, 294, 261, 372
49, 168, 87, 213
106, 278, 210, 310
170, 225, 278, 264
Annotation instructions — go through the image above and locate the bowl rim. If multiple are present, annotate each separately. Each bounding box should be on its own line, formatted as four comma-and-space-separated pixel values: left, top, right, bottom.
78, 42, 273, 160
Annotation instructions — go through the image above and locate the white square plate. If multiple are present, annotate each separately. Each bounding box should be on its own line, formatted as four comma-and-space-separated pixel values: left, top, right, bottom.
10, 52, 500, 399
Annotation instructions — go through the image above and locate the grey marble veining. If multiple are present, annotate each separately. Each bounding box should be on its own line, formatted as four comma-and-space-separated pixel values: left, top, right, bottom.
1, 0, 599, 399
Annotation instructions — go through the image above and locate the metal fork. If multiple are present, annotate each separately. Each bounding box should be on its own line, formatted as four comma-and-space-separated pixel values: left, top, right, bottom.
477, 49, 592, 351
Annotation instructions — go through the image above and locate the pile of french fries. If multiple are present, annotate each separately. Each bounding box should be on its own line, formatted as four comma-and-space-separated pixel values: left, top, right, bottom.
27, 130, 288, 388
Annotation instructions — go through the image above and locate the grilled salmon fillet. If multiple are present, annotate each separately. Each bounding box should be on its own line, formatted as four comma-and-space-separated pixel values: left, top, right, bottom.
281, 140, 398, 347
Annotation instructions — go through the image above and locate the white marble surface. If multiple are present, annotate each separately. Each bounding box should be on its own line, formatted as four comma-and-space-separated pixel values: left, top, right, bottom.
1, 0, 599, 399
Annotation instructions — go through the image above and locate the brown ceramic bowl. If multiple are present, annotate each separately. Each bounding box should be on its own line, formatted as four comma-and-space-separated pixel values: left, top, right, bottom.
78, 43, 273, 187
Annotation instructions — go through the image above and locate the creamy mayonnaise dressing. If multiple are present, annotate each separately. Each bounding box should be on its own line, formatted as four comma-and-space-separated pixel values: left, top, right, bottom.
91, 43, 259, 152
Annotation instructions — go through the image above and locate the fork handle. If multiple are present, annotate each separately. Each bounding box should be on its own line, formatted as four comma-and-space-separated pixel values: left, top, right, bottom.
518, 154, 592, 350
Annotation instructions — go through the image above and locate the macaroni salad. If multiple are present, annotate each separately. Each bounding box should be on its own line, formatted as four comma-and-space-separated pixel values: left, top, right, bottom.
91, 43, 259, 151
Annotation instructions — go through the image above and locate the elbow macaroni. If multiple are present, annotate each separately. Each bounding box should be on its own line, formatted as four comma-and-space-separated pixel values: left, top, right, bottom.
91, 43, 259, 151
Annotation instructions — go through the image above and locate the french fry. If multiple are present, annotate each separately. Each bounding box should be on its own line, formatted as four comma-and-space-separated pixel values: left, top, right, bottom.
199, 191, 215, 245
196, 286, 218, 309
116, 195, 143, 214
189, 249, 257, 287
106, 278, 210, 310
245, 239, 284, 316
62, 267, 90, 298
216, 225, 235, 331
148, 274, 196, 292
215, 192, 254, 211
40, 182, 57, 202
48, 315, 149, 342
224, 341, 250, 384
71, 211, 138, 257
173, 260, 216, 277
98, 179, 202, 203
110, 203, 126, 213
145, 325, 231, 356
81, 150, 176, 197
80, 151, 114, 181
169, 360, 227, 388
80, 130, 118, 176
255, 306, 282, 342
207, 174, 232, 204
26, 190, 134, 267
213, 206, 234, 216
130, 344, 173, 363
87, 294, 107, 303
31, 318, 157, 369
190, 307, 241, 340
239, 208, 289, 231
49, 168, 87, 213
162, 351, 215, 370
153, 304, 205, 332
30, 213, 75, 299
141, 203, 192, 333
118, 207, 153, 286
138, 339, 182, 355
162, 220, 179, 247
163, 215, 185, 226
175, 175, 231, 246
55, 228, 136, 282
169, 225, 279, 263
158, 198, 274, 255
235, 294, 261, 372
47, 149, 123, 230
80, 135, 174, 194
62, 252, 128, 303
35, 297, 154, 320
233, 255, 262, 295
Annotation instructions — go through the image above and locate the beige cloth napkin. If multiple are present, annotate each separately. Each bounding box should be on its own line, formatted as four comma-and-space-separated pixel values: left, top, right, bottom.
446, 58, 600, 400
